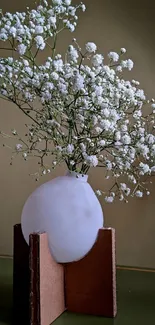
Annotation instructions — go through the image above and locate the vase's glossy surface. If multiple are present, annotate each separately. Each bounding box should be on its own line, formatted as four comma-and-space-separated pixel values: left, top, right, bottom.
21, 171, 104, 262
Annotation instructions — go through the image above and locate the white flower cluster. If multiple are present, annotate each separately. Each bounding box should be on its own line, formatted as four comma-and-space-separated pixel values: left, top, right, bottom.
0, 0, 85, 55
0, 0, 155, 202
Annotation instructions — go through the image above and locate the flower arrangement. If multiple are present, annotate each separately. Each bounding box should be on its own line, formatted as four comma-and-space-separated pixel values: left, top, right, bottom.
0, 0, 155, 202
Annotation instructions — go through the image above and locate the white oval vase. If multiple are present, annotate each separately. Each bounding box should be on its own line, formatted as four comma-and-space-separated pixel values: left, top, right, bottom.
21, 171, 104, 263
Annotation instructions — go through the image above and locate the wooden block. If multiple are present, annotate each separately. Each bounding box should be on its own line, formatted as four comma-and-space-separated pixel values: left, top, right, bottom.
13, 225, 65, 325
13, 224, 30, 325
64, 228, 117, 318
30, 232, 65, 325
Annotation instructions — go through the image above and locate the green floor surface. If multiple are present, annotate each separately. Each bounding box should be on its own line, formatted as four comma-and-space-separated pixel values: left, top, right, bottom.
0, 258, 155, 325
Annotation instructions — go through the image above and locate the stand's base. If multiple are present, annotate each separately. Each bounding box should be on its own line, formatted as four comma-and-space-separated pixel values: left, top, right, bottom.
13, 225, 117, 325
65, 228, 117, 317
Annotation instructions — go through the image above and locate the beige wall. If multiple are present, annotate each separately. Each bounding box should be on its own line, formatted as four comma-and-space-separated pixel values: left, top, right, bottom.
0, 0, 155, 268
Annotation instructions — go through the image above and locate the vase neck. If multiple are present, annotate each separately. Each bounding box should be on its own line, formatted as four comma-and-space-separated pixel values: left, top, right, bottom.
66, 170, 88, 182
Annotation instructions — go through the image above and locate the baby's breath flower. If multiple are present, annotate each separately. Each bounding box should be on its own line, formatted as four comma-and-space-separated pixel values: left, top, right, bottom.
35, 35, 45, 50
116, 66, 122, 72
35, 25, 44, 34
124, 188, 130, 196
105, 196, 114, 203
86, 155, 98, 167
99, 140, 106, 146
16, 144, 23, 151
12, 129, 17, 135
139, 162, 150, 175
119, 194, 124, 201
108, 51, 119, 62
120, 47, 126, 54
66, 144, 74, 154
121, 134, 131, 145
135, 190, 143, 198
92, 54, 103, 67
0, 0, 155, 203
68, 45, 79, 62
81, 3, 86, 11
96, 190, 102, 196
85, 42, 97, 53
23, 152, 27, 159
17, 44, 27, 55
70, 160, 75, 166
53, 161, 57, 166
64, 0, 71, 5
121, 59, 134, 70
120, 183, 127, 191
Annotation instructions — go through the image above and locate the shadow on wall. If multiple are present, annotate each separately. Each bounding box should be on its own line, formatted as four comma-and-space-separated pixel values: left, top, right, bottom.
0, 0, 155, 268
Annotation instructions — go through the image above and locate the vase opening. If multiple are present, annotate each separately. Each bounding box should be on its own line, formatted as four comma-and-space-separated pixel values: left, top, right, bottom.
66, 170, 88, 182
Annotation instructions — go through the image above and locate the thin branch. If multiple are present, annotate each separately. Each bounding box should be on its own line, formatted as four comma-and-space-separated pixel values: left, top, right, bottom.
0, 47, 15, 51
13, 101, 41, 126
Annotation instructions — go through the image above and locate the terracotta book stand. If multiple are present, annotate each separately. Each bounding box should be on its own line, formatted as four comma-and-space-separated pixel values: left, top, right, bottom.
13, 224, 117, 325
